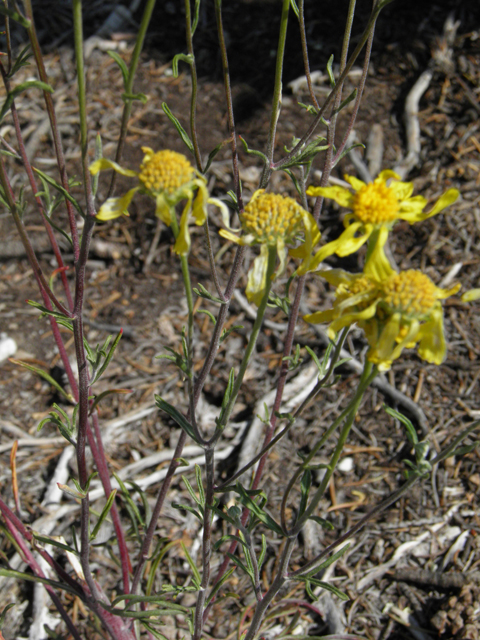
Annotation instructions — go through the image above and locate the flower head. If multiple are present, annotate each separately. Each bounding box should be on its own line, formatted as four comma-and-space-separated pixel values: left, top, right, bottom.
304, 237, 460, 371
89, 147, 220, 255
306, 170, 459, 268
219, 190, 320, 305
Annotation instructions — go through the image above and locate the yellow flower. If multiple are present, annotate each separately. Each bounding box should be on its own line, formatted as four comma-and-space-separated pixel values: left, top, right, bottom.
306, 170, 459, 268
89, 147, 223, 255
219, 190, 320, 305
304, 237, 460, 371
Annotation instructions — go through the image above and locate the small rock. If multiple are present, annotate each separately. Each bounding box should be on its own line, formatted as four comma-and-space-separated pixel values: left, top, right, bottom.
0, 333, 17, 363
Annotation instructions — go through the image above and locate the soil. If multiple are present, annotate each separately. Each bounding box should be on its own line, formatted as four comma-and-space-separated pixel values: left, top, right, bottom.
0, 1, 480, 639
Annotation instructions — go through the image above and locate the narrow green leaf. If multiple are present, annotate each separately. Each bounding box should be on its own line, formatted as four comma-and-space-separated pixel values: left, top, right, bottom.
326, 55, 335, 88
289, 0, 300, 17
10, 359, 73, 402
197, 309, 216, 325
107, 50, 129, 87
226, 552, 253, 578
181, 542, 201, 584
32, 533, 79, 556
89, 388, 132, 415
172, 502, 203, 522
299, 469, 311, 517
90, 490, 117, 541
384, 405, 417, 445
0, 603, 16, 625
205, 567, 235, 606
235, 484, 284, 536
91, 329, 123, 384
0, 81, 53, 123
191, 0, 201, 34
0, 6, 31, 28
306, 578, 349, 601
172, 53, 194, 77
32, 167, 85, 218
0, 568, 80, 597
155, 396, 200, 443
195, 464, 205, 506
308, 515, 334, 531
121, 92, 148, 104
162, 102, 194, 153
113, 473, 144, 527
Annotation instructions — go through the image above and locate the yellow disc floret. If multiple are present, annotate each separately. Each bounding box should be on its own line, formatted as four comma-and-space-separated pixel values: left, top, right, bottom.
381, 270, 437, 317
241, 192, 304, 244
352, 181, 400, 224
138, 149, 194, 196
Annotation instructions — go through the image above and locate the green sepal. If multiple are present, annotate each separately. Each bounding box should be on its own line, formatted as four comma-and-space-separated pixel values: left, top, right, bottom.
155, 395, 200, 443
90, 489, 117, 542
162, 102, 194, 153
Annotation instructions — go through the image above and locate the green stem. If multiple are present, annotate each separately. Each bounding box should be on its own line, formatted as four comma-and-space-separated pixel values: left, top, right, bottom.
209, 246, 278, 441
292, 361, 377, 535
184, 0, 202, 170
169, 212, 202, 442
260, 0, 291, 188
107, 0, 157, 197
72, 0, 95, 217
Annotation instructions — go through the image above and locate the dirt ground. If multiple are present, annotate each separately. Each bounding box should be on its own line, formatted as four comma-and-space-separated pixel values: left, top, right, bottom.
1, 1, 480, 639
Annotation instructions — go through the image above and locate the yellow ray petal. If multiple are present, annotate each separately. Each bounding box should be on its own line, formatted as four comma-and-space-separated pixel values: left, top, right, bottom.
95, 187, 138, 220
89, 158, 138, 178
306, 185, 355, 208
